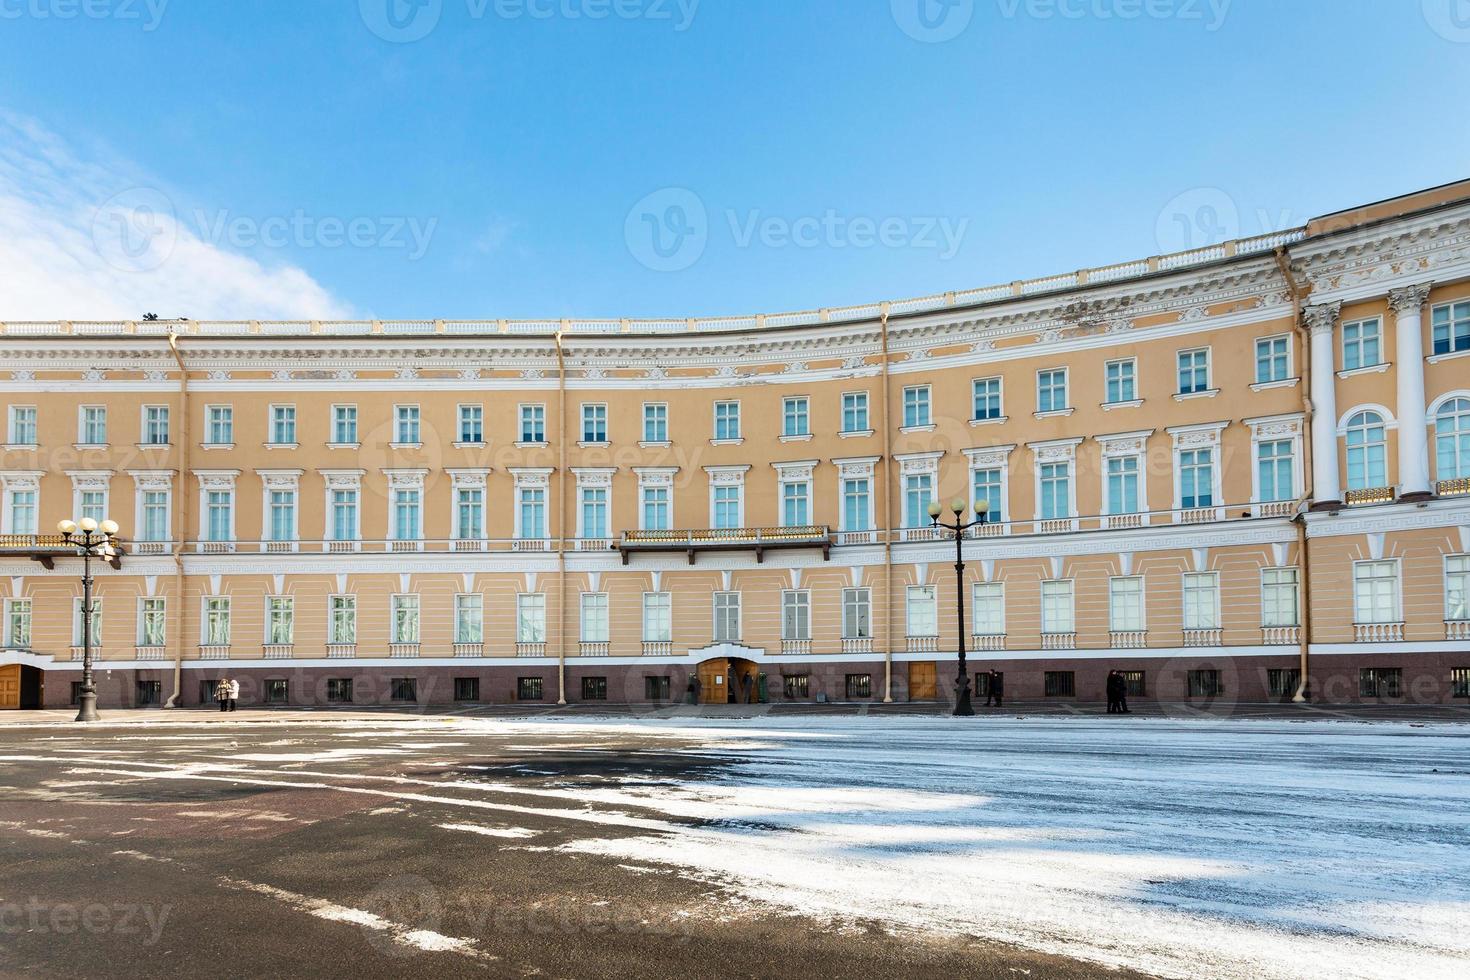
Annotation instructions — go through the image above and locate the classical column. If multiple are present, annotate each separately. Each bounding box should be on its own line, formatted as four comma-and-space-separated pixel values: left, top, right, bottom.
1389, 282, 1434, 500
1304, 302, 1342, 507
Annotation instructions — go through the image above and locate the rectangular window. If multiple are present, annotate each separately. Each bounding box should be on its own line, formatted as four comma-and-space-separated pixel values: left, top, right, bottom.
264, 679, 289, 705
644, 676, 671, 701
845, 674, 872, 699
712, 485, 742, 530
581, 403, 608, 443
455, 594, 483, 643
842, 478, 871, 531
581, 593, 610, 643
1037, 369, 1067, 413
456, 487, 484, 540
204, 597, 230, 646
1120, 670, 1146, 697
842, 392, 869, 433
8, 406, 37, 445
579, 486, 609, 541
205, 405, 232, 446
1039, 462, 1071, 520
1183, 572, 1220, 630
1179, 449, 1215, 509
79, 489, 106, 524
1105, 359, 1136, 404
269, 404, 296, 445
329, 595, 356, 644
1342, 318, 1382, 370
1043, 671, 1075, 697
1255, 336, 1290, 383
394, 405, 420, 444
1354, 561, 1400, 624
6, 598, 32, 648
517, 486, 547, 540
8, 490, 37, 535
1041, 580, 1074, 634
142, 405, 169, 445
1257, 440, 1295, 502
205, 490, 233, 542
903, 473, 933, 529
136, 680, 162, 707
1359, 667, 1403, 699
268, 490, 296, 542
906, 585, 937, 637
330, 489, 359, 541
1451, 667, 1470, 700
1267, 668, 1300, 700
390, 678, 418, 703
713, 401, 741, 441
972, 378, 1002, 421
902, 386, 931, 428
392, 594, 420, 644
581, 676, 609, 701
781, 591, 811, 641
643, 592, 672, 642
1177, 348, 1210, 394
392, 488, 421, 541
643, 402, 668, 443
458, 404, 484, 444
842, 588, 871, 639
972, 468, 1004, 523
781, 481, 810, 527
972, 582, 1004, 636
784, 675, 810, 699
1262, 568, 1300, 627
1109, 576, 1144, 632
79, 406, 108, 445
139, 597, 166, 646
641, 485, 670, 531
267, 597, 294, 645
331, 405, 358, 445
1106, 456, 1141, 515
519, 404, 546, 444
517, 677, 544, 701
713, 592, 741, 642
72, 598, 101, 646
517, 594, 547, 643
1448, 556, 1470, 623
326, 678, 353, 703
140, 490, 168, 541
783, 397, 810, 437
454, 677, 480, 702
1187, 670, 1223, 698
1432, 300, 1470, 356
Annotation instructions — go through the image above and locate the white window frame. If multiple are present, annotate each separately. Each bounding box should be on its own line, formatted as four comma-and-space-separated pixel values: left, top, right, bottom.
841, 391, 870, 434
328, 594, 357, 644
1261, 567, 1300, 628
330, 404, 359, 446
204, 404, 233, 447
1041, 579, 1075, 635
642, 402, 669, 444
5, 597, 32, 648
1446, 555, 1470, 623
1254, 334, 1292, 384
454, 594, 484, 643
1036, 368, 1069, 415
905, 585, 938, 638
457, 403, 485, 445
1176, 347, 1212, 395
782, 396, 811, 438
1104, 358, 1137, 405
1182, 572, 1222, 630
580, 402, 609, 445
202, 596, 231, 647
72, 597, 102, 646
712, 401, 742, 443
972, 581, 1005, 637
842, 587, 872, 639
1108, 576, 1145, 632
972, 377, 1003, 422
901, 385, 932, 430
78, 405, 108, 446
1353, 560, 1402, 625
393, 404, 421, 446
713, 591, 741, 642
576, 478, 611, 541
141, 404, 170, 445
392, 594, 421, 644
518, 403, 547, 445
642, 592, 672, 642
580, 592, 610, 643
781, 590, 811, 641
7, 405, 38, 446
137, 597, 167, 647
517, 593, 547, 643
267, 403, 297, 446
1342, 317, 1383, 371
266, 596, 295, 645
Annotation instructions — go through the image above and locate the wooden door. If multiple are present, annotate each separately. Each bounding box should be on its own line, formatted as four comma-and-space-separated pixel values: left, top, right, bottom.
0, 665, 20, 710
698, 659, 728, 704
909, 661, 938, 701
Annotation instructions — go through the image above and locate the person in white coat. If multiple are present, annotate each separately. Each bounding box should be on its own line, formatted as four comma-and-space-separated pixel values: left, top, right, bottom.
227, 677, 240, 712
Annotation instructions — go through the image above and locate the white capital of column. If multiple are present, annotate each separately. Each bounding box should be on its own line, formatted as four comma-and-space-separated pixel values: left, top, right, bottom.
1303, 303, 1342, 505
1389, 283, 1434, 497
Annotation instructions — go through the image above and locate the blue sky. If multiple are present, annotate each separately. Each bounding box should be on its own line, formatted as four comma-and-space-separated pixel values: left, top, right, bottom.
0, 0, 1467, 321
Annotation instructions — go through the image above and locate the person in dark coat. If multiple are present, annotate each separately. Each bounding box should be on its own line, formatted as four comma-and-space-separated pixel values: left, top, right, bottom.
1106, 671, 1130, 714
985, 669, 1004, 708
1115, 671, 1131, 714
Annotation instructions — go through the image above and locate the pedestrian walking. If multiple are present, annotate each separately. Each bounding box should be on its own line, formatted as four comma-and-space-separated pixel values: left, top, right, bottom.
227, 677, 240, 712
1114, 671, 1131, 714
214, 678, 231, 713
986, 669, 1004, 708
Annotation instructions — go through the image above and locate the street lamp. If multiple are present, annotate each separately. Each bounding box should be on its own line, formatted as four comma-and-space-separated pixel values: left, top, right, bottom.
56, 517, 120, 723
928, 497, 989, 717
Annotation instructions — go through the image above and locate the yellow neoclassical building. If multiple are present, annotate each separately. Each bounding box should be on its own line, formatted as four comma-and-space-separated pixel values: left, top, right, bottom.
2, 179, 1469, 709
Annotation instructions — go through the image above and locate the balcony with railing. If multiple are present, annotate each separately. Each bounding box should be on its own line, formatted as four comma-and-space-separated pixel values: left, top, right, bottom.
1110, 631, 1147, 649
326, 643, 356, 658
0, 533, 124, 569
516, 641, 547, 657
1262, 626, 1301, 645
619, 526, 831, 565
135, 645, 167, 661
262, 644, 294, 659
1041, 632, 1076, 650
906, 635, 938, 654
1184, 629, 1223, 647
1447, 621, 1470, 640
841, 636, 873, 655
642, 641, 674, 657
971, 633, 1006, 651
198, 644, 230, 660
1439, 477, 1470, 498
781, 639, 812, 656
580, 641, 610, 656
388, 643, 420, 658
453, 642, 484, 657
1354, 622, 1405, 643
1345, 486, 1396, 507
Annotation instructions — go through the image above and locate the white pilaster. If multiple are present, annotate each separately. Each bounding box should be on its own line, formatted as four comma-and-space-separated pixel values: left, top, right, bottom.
1304, 302, 1341, 505
1388, 283, 1434, 498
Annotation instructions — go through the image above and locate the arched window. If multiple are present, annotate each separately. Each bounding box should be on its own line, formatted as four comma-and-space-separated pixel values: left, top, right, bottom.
1344, 411, 1388, 491
1436, 398, 1470, 481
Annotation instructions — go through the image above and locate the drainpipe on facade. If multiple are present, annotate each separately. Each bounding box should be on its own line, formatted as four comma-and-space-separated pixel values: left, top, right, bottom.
1275, 247, 1313, 703
554, 328, 569, 706
164, 331, 190, 708
879, 303, 896, 703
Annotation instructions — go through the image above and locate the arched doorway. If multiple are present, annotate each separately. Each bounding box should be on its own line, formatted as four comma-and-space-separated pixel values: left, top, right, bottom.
696, 657, 759, 705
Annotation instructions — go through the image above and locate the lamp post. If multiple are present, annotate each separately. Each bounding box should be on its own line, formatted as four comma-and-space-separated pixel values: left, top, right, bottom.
56, 517, 119, 723
928, 498, 989, 717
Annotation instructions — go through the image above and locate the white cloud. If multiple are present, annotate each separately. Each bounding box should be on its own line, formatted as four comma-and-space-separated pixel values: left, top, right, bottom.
0, 111, 351, 321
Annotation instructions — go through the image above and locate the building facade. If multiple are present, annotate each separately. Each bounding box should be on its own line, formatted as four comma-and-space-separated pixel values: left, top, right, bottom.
3, 181, 1470, 708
